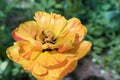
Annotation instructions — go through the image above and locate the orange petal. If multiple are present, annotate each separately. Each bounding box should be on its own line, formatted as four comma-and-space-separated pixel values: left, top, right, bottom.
38, 75, 60, 80
51, 52, 67, 68
34, 12, 67, 37
15, 41, 32, 59
48, 59, 77, 79
31, 62, 47, 75
30, 40, 43, 51
75, 41, 92, 60
35, 52, 59, 67
6, 43, 21, 62
12, 21, 40, 41
34, 11, 49, 22
60, 18, 87, 43
61, 18, 86, 36
56, 18, 87, 52
22, 51, 32, 59
30, 51, 40, 60
34, 11, 53, 31
17, 57, 33, 70
17, 41, 42, 59
63, 52, 76, 58
76, 24, 87, 42
57, 32, 75, 52
52, 52, 66, 63
52, 13, 67, 37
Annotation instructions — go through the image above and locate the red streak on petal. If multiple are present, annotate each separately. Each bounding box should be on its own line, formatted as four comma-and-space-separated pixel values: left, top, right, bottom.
70, 22, 76, 28
16, 58, 21, 62
70, 20, 79, 28
32, 41, 43, 51
23, 51, 32, 59
12, 31, 25, 41
54, 57, 61, 63
58, 45, 69, 53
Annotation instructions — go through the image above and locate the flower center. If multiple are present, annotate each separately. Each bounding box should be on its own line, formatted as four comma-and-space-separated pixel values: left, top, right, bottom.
41, 31, 58, 52
42, 31, 57, 44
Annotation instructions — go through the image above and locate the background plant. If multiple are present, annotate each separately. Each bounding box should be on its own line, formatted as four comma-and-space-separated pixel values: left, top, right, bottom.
0, 0, 120, 80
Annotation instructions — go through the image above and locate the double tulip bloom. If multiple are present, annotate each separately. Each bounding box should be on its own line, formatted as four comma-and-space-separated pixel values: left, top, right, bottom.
6, 11, 92, 80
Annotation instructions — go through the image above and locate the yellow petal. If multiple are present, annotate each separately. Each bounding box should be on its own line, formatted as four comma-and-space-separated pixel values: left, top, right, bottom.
30, 51, 40, 60
18, 41, 42, 59
31, 62, 47, 75
6, 42, 33, 70
13, 41, 35, 60
35, 51, 67, 68
61, 18, 86, 37
60, 18, 87, 44
6, 43, 21, 62
34, 11, 53, 31
12, 21, 40, 41
34, 11, 49, 22
56, 32, 75, 52
37, 75, 60, 80
75, 41, 92, 60
52, 13, 67, 37
63, 52, 76, 58
51, 51, 67, 68
52, 53, 66, 63
48, 59, 77, 78
29, 40, 43, 51
17, 57, 33, 70
35, 52, 59, 67
56, 18, 87, 52
16, 41, 32, 59
34, 12, 67, 37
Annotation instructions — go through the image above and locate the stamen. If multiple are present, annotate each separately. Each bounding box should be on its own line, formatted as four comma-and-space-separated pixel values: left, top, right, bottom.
42, 31, 57, 44
42, 48, 58, 52
42, 48, 52, 52
42, 31, 47, 37
50, 37, 57, 44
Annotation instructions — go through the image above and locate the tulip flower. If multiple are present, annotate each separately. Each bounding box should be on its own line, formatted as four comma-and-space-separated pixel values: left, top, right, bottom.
6, 11, 92, 80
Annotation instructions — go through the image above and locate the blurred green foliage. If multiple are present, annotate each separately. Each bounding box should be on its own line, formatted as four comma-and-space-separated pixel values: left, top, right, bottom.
0, 0, 120, 80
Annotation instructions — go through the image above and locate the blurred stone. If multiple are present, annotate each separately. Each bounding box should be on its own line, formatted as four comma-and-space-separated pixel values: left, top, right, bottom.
65, 59, 120, 80
64, 77, 73, 80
